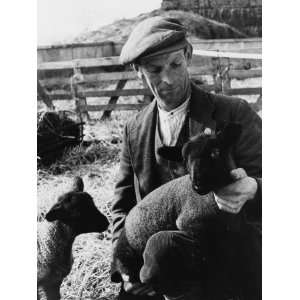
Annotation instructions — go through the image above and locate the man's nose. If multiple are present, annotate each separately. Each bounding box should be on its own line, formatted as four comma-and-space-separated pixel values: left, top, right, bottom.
160, 69, 173, 85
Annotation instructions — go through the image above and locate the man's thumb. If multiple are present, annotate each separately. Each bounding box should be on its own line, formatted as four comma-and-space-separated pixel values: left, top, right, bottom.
121, 274, 130, 282
230, 168, 247, 180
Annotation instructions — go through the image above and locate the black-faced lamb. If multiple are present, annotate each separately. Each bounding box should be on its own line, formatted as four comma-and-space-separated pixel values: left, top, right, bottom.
111, 123, 244, 289
37, 177, 109, 300
158, 123, 246, 195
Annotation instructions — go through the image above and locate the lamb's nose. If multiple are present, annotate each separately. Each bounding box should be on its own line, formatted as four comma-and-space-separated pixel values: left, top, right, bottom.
193, 184, 208, 195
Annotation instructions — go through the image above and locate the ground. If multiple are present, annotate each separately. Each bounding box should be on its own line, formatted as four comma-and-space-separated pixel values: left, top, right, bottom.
37, 109, 134, 299
37, 77, 261, 299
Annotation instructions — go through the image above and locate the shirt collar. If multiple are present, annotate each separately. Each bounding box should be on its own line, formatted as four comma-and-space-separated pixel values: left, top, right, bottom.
157, 95, 190, 121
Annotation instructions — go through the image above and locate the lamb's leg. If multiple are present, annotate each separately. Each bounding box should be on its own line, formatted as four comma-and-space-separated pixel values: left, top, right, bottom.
37, 285, 47, 300
140, 231, 207, 297
111, 229, 143, 283
37, 287, 42, 300
175, 194, 220, 235
43, 284, 61, 300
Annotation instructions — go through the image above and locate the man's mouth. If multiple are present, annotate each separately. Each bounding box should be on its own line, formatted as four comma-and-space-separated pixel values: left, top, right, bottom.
160, 87, 176, 93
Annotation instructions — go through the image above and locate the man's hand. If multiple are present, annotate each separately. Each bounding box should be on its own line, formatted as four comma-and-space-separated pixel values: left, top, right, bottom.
213, 168, 258, 214
122, 274, 156, 296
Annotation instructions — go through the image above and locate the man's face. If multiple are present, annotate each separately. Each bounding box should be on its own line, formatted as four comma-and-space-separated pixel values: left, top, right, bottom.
136, 48, 192, 111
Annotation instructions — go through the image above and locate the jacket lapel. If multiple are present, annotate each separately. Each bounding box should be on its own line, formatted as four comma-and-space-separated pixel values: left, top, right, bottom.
129, 100, 158, 199
189, 82, 216, 137
129, 82, 217, 199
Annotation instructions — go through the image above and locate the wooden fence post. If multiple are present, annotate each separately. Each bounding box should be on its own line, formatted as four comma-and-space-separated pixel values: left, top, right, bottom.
70, 62, 90, 121
221, 59, 232, 95
250, 94, 262, 113
212, 57, 232, 95
101, 79, 127, 120
37, 79, 55, 110
212, 57, 222, 94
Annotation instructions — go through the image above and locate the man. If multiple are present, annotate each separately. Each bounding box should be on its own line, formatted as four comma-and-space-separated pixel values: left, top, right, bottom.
111, 16, 261, 300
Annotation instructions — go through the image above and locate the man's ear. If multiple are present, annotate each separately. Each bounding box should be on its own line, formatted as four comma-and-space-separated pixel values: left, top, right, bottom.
133, 64, 150, 90
184, 43, 193, 66
217, 123, 242, 149
157, 146, 183, 162
132, 63, 143, 80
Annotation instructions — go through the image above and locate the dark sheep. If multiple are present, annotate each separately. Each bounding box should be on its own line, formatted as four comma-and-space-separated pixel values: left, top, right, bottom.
158, 122, 244, 195
37, 177, 109, 300
111, 123, 244, 289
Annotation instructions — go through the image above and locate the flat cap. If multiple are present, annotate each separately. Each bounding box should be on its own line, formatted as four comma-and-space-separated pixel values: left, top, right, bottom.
120, 16, 187, 65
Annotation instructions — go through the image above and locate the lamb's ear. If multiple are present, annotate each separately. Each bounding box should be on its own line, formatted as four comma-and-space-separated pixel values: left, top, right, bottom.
217, 123, 242, 149
157, 146, 183, 162
70, 176, 84, 192
45, 202, 65, 221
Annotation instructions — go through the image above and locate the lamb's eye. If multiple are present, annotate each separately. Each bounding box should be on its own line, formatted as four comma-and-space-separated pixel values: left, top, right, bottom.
211, 148, 220, 158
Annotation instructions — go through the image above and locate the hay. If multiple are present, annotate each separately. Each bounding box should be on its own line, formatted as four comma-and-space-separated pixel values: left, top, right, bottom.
38, 160, 121, 299
61, 234, 120, 299
39, 140, 121, 176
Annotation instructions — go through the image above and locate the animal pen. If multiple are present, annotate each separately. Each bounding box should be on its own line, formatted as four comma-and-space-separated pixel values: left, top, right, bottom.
37, 38, 262, 120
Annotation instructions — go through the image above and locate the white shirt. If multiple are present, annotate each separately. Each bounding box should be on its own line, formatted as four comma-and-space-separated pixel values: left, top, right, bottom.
157, 97, 190, 146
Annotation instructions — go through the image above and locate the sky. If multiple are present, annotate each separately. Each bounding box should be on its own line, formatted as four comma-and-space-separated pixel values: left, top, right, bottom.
37, 0, 162, 46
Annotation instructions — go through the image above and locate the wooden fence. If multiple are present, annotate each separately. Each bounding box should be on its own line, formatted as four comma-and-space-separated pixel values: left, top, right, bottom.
37, 39, 262, 119
38, 38, 261, 62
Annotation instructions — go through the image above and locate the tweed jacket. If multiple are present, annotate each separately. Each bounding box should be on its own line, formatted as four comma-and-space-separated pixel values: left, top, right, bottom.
111, 82, 262, 244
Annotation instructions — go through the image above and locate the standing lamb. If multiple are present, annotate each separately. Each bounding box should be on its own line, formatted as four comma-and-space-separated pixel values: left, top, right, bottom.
111, 122, 245, 292
37, 177, 109, 300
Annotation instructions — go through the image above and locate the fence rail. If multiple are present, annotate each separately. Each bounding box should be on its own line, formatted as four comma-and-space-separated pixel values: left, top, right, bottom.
38, 86, 262, 102
193, 49, 262, 60
37, 40, 262, 118
39, 68, 262, 88
38, 38, 261, 63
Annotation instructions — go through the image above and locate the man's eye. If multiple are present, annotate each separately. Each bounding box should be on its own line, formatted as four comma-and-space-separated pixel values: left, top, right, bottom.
171, 62, 181, 68
147, 67, 162, 74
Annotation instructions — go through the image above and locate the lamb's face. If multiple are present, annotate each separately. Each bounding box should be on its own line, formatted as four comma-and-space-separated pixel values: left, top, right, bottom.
158, 122, 242, 195
182, 134, 230, 195
182, 135, 223, 194
45, 180, 109, 234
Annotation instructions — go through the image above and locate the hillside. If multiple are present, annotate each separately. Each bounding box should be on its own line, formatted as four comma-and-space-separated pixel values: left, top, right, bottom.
73, 9, 247, 44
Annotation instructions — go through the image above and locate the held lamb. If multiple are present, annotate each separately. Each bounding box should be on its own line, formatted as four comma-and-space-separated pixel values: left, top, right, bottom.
37, 177, 109, 300
112, 123, 245, 287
